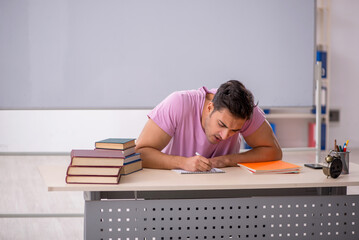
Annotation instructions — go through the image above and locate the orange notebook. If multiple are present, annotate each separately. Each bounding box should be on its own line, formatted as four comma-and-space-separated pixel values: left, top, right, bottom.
238, 160, 302, 174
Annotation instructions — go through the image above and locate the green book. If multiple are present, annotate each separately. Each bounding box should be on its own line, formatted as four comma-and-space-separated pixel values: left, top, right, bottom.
95, 138, 136, 150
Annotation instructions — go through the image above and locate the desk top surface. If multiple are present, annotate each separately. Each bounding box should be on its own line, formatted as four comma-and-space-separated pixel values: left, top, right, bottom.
39, 158, 359, 192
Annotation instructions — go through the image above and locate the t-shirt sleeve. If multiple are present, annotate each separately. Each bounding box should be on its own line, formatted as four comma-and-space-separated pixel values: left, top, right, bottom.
147, 92, 184, 137
240, 106, 266, 137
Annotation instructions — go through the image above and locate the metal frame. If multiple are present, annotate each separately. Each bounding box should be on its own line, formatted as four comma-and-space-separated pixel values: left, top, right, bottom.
83, 187, 359, 240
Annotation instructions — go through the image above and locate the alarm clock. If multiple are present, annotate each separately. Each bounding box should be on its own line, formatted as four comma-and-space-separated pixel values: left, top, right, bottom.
322, 154, 343, 178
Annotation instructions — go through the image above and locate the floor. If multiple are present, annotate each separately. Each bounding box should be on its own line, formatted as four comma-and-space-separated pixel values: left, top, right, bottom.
0, 149, 358, 239
0, 155, 84, 240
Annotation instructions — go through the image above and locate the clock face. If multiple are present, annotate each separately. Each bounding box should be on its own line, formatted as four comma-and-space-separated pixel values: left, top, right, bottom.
322, 156, 343, 179
329, 157, 343, 179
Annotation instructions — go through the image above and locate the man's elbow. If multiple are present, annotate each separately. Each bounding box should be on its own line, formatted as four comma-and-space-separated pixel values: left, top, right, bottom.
135, 144, 145, 154
273, 145, 283, 160
134, 145, 140, 152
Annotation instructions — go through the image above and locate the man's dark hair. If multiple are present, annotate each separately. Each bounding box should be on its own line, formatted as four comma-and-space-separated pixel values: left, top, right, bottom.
212, 80, 256, 119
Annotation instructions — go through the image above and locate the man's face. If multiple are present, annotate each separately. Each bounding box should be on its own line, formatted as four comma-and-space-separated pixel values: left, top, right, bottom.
203, 104, 246, 144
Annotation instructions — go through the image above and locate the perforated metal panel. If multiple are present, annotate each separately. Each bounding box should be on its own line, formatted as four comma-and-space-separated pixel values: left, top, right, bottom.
85, 195, 359, 240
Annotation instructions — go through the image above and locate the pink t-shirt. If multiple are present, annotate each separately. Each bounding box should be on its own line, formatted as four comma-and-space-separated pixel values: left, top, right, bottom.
148, 87, 265, 158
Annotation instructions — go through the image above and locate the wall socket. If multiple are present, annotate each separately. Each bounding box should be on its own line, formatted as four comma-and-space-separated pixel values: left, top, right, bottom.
329, 109, 340, 122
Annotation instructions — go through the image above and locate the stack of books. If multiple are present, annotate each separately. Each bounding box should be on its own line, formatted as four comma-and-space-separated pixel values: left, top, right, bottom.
65, 138, 142, 184
237, 160, 302, 174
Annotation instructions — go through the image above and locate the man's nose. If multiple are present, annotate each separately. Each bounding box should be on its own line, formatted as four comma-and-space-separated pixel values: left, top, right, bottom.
220, 129, 230, 140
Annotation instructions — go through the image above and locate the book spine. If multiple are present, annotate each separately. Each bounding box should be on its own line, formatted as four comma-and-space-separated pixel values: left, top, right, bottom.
308, 122, 316, 148
120, 168, 143, 175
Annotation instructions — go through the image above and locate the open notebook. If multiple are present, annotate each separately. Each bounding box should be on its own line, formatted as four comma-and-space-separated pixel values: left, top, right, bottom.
172, 168, 225, 174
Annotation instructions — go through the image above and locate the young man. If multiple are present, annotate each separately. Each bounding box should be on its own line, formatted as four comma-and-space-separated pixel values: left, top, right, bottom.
136, 80, 282, 172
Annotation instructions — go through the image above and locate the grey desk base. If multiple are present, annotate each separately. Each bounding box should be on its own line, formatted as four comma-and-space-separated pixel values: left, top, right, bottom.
84, 188, 359, 240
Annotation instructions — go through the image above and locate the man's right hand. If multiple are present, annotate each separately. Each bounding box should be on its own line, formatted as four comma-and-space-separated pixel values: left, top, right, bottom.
182, 155, 212, 172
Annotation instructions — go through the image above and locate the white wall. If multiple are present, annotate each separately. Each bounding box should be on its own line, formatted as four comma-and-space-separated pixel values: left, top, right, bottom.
0, 110, 149, 153
329, 0, 359, 149
1, 0, 359, 153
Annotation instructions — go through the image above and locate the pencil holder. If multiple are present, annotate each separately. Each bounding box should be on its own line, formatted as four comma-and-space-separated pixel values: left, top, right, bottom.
332, 151, 350, 174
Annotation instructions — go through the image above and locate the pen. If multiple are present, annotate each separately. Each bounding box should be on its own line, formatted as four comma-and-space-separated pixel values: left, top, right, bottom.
195, 152, 212, 170
334, 139, 337, 150
344, 140, 349, 152
335, 145, 340, 152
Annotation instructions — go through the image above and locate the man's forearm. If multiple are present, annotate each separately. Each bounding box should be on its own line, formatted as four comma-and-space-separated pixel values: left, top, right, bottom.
212, 145, 282, 167
234, 146, 282, 164
136, 147, 213, 171
136, 147, 186, 170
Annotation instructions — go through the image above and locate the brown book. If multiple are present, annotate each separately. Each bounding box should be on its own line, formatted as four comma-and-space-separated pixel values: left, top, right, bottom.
67, 166, 121, 176
70, 149, 139, 166
120, 160, 143, 175
95, 138, 136, 150
94, 146, 135, 157
65, 174, 121, 184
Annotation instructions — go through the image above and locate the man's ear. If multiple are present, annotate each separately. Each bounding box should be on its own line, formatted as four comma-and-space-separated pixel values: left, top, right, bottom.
207, 101, 214, 114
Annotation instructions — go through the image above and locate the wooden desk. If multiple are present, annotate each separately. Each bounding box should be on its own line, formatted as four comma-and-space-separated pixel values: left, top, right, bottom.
40, 161, 359, 240
40, 163, 359, 192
